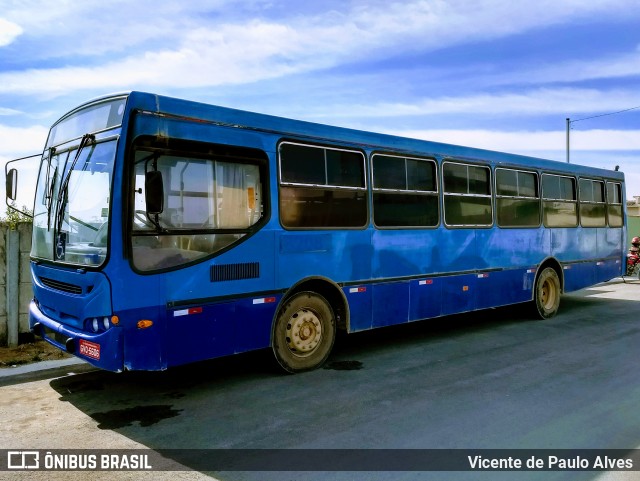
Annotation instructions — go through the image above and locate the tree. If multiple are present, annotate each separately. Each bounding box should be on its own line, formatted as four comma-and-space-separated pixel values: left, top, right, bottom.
0, 203, 33, 230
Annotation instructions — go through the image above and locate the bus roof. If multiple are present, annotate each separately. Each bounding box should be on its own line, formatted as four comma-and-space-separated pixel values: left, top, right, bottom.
109, 91, 623, 182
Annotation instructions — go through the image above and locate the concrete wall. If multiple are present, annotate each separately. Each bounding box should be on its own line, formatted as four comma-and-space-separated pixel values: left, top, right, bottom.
0, 223, 33, 346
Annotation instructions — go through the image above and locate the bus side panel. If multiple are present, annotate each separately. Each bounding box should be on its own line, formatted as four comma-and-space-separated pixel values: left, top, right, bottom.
371, 229, 481, 326
372, 230, 442, 279
475, 268, 535, 310
409, 278, 442, 321
594, 258, 621, 283
165, 302, 236, 368
164, 296, 280, 368
160, 232, 277, 306
233, 295, 282, 353
555, 227, 606, 292
151, 231, 278, 367
551, 227, 586, 292
440, 273, 476, 316
562, 263, 596, 292
121, 305, 167, 371
277, 231, 372, 287
477, 228, 549, 269
599, 227, 625, 280
550, 228, 582, 262
372, 281, 409, 328
475, 228, 547, 308
344, 285, 372, 332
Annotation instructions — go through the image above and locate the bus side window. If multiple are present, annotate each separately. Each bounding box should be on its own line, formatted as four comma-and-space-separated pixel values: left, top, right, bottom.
372, 154, 439, 228
442, 161, 492, 227
495, 168, 540, 228
279, 142, 367, 229
542, 174, 578, 227
579, 178, 606, 227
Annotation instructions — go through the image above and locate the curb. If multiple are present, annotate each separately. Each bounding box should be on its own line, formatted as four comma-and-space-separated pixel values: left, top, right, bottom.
0, 357, 96, 386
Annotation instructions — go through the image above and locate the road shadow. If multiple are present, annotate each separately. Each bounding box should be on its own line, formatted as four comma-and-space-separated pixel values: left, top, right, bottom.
47, 300, 540, 404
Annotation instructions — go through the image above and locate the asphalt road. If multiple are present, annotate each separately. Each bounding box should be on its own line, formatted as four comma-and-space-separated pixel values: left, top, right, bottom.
1, 279, 640, 481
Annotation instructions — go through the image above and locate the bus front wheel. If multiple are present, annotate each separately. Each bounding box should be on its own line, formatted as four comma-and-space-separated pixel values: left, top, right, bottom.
272, 291, 336, 373
533, 267, 561, 319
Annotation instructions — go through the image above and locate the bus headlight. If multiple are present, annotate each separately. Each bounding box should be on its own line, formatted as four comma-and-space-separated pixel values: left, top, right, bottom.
86, 316, 113, 333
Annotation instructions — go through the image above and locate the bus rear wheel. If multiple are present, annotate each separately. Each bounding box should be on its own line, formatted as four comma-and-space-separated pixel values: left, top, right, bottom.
533, 267, 561, 319
272, 291, 336, 373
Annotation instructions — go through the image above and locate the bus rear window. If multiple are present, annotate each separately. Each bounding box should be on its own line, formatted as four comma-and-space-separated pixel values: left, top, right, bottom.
607, 181, 623, 227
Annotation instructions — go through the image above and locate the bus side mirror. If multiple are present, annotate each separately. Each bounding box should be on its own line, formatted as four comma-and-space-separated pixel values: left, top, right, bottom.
6, 168, 18, 201
145, 171, 164, 215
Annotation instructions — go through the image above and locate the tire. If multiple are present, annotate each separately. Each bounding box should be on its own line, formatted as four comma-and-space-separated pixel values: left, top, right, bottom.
272, 291, 336, 373
533, 267, 561, 319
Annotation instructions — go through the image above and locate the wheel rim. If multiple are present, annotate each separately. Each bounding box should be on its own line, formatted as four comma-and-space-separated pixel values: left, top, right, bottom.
540, 278, 556, 310
285, 308, 323, 358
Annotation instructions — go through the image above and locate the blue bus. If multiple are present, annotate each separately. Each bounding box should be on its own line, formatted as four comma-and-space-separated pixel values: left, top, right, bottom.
6, 91, 626, 373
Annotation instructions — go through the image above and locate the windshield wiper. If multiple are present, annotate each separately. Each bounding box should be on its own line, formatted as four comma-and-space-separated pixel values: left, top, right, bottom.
46, 165, 58, 231
45, 147, 56, 231
54, 133, 95, 234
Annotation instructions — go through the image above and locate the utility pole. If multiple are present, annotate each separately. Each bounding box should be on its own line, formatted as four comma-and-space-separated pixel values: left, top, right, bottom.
566, 118, 570, 163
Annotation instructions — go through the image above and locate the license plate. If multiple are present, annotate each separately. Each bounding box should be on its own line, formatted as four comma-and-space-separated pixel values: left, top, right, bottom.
79, 339, 100, 360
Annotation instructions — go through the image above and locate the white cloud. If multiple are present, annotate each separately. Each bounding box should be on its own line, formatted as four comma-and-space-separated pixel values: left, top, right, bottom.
0, 107, 22, 116
568, 129, 640, 151
0, 124, 49, 157
294, 88, 640, 121
1, 0, 638, 96
385, 128, 640, 152
0, 20, 309, 95
0, 18, 22, 46
485, 49, 640, 87
2, 1, 231, 57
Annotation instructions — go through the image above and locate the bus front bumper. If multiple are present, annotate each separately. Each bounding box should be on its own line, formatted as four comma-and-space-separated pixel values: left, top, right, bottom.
29, 300, 124, 372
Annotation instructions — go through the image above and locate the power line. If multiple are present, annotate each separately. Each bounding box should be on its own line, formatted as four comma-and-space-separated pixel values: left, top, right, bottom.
566, 104, 640, 163
570, 105, 640, 124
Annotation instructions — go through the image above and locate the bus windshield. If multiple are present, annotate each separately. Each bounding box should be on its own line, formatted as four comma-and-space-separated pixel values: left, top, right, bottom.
46, 97, 126, 149
31, 139, 117, 266
30, 96, 126, 267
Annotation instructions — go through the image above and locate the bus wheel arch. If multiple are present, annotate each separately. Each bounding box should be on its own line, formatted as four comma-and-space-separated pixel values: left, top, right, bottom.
532, 259, 563, 319
271, 278, 346, 373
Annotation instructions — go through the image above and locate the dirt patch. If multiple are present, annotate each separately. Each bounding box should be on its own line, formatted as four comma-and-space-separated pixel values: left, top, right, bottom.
0, 340, 71, 368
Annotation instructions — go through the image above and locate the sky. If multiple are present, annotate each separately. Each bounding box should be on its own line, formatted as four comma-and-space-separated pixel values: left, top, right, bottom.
1, 0, 639, 216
